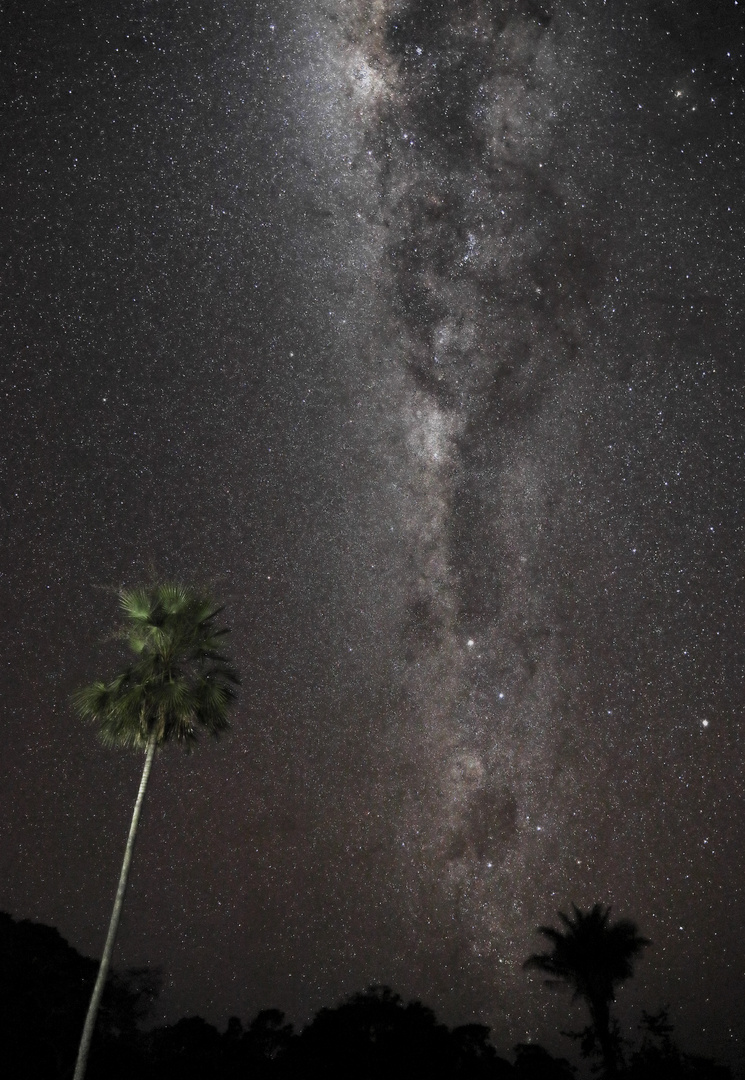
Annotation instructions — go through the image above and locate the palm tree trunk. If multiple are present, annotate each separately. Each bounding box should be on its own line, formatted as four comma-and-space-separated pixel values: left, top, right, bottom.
591, 998, 618, 1078
73, 732, 157, 1080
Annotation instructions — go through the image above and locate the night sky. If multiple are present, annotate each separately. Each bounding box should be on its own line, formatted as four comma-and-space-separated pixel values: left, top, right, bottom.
2, 0, 745, 1070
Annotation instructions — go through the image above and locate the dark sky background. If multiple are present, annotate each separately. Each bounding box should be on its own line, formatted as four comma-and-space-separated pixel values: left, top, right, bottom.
2, 0, 745, 1070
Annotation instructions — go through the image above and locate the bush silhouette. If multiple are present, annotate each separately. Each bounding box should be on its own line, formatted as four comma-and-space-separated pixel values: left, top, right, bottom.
0, 911, 156, 1079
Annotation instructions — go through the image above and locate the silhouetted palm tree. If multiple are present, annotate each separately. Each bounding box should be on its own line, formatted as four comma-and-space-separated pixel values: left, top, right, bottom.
524, 904, 650, 1077
71, 583, 239, 1080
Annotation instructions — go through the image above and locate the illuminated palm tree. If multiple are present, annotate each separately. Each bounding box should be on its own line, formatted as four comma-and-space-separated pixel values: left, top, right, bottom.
71, 583, 239, 1080
524, 904, 650, 1077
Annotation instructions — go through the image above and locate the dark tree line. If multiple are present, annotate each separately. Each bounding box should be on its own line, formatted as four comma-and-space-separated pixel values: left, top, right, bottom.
0, 909, 733, 1080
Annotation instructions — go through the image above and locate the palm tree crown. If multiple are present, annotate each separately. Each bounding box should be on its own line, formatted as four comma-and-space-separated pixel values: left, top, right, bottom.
525, 903, 649, 1007
73, 583, 239, 751
525, 904, 650, 1076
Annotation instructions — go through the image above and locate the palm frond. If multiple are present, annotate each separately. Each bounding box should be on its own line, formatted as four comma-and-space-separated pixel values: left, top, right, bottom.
158, 582, 191, 614
74, 582, 239, 752
118, 587, 154, 623
525, 904, 650, 1005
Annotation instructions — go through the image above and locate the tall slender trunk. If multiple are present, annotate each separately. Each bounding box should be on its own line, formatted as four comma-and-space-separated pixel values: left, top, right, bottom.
591, 997, 619, 1078
73, 732, 157, 1080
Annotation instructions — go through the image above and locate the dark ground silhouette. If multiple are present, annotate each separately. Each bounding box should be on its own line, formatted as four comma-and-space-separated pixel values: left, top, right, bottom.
0, 910, 156, 1079
0, 910, 733, 1079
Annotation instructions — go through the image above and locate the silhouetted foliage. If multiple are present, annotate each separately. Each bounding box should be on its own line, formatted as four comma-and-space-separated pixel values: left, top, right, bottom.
513, 1042, 576, 1079
285, 984, 512, 1080
0, 911, 157, 1080
219, 1008, 295, 1079
147, 1015, 223, 1080
245, 1009, 295, 1069
623, 1009, 732, 1080
285, 984, 445, 1079
451, 1023, 513, 1078
525, 904, 650, 1077
1, 908, 733, 1080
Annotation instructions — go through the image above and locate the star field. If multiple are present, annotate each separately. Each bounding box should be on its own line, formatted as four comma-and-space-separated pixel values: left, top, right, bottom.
2, 0, 745, 1070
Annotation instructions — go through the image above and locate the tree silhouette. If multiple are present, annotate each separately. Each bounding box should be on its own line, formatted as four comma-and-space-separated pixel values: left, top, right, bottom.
71, 583, 239, 1080
625, 1009, 732, 1080
147, 1015, 223, 1080
285, 985, 512, 1079
0, 911, 157, 1079
524, 904, 650, 1077
513, 1043, 576, 1079
287, 985, 445, 1079
240, 1009, 295, 1076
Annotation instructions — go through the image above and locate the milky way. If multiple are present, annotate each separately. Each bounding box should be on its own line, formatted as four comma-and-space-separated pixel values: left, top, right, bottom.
261, 0, 745, 1053
326, 1, 608, 1020
2, 0, 745, 1067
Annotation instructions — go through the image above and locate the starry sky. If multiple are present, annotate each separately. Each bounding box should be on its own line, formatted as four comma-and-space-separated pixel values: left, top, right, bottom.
2, 0, 745, 1069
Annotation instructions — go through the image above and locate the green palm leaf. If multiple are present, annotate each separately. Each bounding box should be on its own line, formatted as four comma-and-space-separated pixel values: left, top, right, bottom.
75, 583, 239, 750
